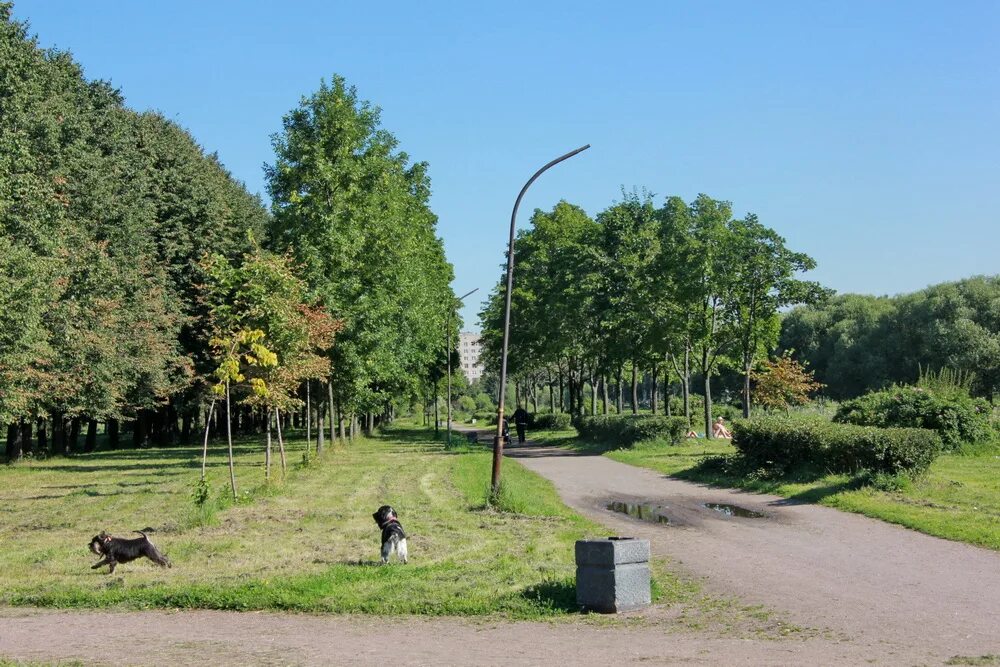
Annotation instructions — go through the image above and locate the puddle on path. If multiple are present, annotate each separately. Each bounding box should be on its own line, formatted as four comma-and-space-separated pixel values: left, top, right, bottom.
703, 503, 766, 518
607, 501, 671, 524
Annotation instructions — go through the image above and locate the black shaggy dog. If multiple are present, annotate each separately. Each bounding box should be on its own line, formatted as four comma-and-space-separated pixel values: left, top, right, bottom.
88, 530, 171, 574
372, 505, 408, 564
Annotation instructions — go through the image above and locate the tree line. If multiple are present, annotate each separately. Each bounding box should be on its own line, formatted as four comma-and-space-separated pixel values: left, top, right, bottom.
1, 5, 456, 464
780, 276, 1000, 402
478, 193, 825, 437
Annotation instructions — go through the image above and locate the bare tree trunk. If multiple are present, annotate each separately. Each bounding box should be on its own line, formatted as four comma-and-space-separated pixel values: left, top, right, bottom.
703, 348, 713, 439
83, 419, 97, 454
265, 408, 272, 480
316, 389, 325, 456
602, 375, 609, 415
590, 373, 597, 416
631, 363, 639, 415
650, 364, 658, 415
328, 379, 336, 446
225, 382, 237, 498
107, 418, 119, 450
338, 400, 345, 442
6, 422, 22, 461
275, 408, 287, 478
37, 417, 48, 453
615, 366, 625, 414
305, 381, 312, 456
742, 358, 753, 418
201, 399, 216, 481
68, 417, 81, 453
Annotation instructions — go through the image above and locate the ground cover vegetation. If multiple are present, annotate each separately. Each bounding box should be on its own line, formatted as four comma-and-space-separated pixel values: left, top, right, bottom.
1, 7, 457, 479
0, 421, 799, 630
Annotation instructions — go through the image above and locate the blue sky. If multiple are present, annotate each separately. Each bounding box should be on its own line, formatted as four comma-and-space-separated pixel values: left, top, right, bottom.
12, 1, 999, 330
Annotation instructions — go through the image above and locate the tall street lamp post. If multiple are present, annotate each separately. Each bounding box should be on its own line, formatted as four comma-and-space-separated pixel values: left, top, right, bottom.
447, 287, 479, 447
491, 144, 590, 496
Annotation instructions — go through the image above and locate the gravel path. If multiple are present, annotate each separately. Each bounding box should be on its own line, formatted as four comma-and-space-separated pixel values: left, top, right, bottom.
508, 442, 1000, 662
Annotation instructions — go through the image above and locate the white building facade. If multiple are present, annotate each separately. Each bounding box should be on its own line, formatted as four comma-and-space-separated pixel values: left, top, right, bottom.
458, 332, 484, 382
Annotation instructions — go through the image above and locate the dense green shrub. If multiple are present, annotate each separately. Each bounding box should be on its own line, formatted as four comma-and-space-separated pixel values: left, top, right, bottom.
533, 413, 572, 430
834, 385, 992, 448
732, 416, 943, 476
471, 410, 496, 423
457, 396, 477, 413
576, 415, 687, 447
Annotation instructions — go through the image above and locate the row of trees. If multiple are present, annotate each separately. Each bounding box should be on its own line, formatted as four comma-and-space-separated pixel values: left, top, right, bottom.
478, 193, 825, 436
780, 276, 1000, 401
2, 6, 456, 466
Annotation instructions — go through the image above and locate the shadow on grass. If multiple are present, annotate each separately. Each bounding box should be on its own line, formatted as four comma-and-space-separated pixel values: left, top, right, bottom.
673, 455, 866, 505
519, 579, 579, 613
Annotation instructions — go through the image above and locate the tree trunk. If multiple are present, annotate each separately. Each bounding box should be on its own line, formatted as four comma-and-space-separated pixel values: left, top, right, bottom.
651, 363, 658, 415
742, 360, 752, 418
37, 418, 47, 454
21, 420, 33, 457
51, 412, 65, 456
631, 363, 639, 415
558, 369, 564, 412
107, 419, 119, 450
316, 390, 325, 456
602, 375, 609, 415
433, 378, 439, 436
328, 379, 336, 446
275, 408, 287, 478
590, 373, 597, 416
201, 399, 215, 480
615, 366, 625, 414
305, 381, 312, 455
338, 400, 346, 442
683, 346, 691, 425
68, 417, 81, 453
549, 372, 555, 413
225, 381, 237, 499
265, 408, 272, 480
6, 422, 22, 461
703, 348, 713, 439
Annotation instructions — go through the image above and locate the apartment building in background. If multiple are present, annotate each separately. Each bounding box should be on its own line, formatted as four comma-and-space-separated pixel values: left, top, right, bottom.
458, 332, 484, 382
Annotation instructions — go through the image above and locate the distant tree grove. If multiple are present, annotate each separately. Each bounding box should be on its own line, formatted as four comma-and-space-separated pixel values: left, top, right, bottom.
478, 193, 826, 438
1, 5, 457, 469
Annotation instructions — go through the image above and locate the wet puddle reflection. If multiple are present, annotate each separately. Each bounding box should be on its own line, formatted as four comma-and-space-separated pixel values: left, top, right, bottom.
703, 503, 766, 518
607, 501, 671, 524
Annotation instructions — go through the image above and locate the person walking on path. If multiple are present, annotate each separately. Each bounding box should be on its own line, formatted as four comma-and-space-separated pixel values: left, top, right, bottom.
513, 406, 529, 444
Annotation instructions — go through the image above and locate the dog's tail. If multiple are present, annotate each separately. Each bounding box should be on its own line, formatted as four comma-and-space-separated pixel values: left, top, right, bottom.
134, 528, 154, 539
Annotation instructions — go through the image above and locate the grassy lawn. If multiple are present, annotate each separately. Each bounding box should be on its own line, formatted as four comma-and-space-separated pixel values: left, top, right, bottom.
603, 436, 1000, 550
1, 423, 612, 616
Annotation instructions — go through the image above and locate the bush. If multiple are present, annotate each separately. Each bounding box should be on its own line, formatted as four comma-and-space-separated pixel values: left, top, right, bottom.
471, 410, 496, 424
732, 416, 943, 476
457, 396, 476, 413
533, 413, 572, 430
575, 415, 688, 448
834, 385, 992, 448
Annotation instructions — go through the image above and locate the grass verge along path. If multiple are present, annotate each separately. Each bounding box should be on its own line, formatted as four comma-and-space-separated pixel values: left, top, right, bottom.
599, 434, 1000, 550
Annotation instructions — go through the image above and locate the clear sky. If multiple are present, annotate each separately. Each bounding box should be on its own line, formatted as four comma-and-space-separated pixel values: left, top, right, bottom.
12, 1, 999, 330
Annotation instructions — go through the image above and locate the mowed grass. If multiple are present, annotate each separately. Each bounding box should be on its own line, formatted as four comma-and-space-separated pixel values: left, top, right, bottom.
605, 436, 1000, 550
0, 422, 609, 617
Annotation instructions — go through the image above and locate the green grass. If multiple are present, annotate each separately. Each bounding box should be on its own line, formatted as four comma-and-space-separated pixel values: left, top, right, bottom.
604, 436, 1000, 550
0, 420, 813, 636
0, 423, 612, 617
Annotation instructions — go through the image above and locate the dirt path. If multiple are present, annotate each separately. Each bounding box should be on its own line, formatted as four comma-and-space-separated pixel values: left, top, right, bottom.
507, 442, 1000, 662
0, 607, 952, 666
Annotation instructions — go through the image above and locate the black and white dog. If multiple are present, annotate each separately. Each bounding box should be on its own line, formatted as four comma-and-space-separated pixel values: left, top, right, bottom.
372, 505, 408, 564
88, 530, 171, 574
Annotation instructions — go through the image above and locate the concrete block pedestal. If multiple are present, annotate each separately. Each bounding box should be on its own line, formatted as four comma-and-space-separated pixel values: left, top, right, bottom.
575, 537, 651, 613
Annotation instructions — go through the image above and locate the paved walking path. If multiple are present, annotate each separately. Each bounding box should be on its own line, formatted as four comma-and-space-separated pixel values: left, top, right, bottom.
506, 440, 1000, 662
